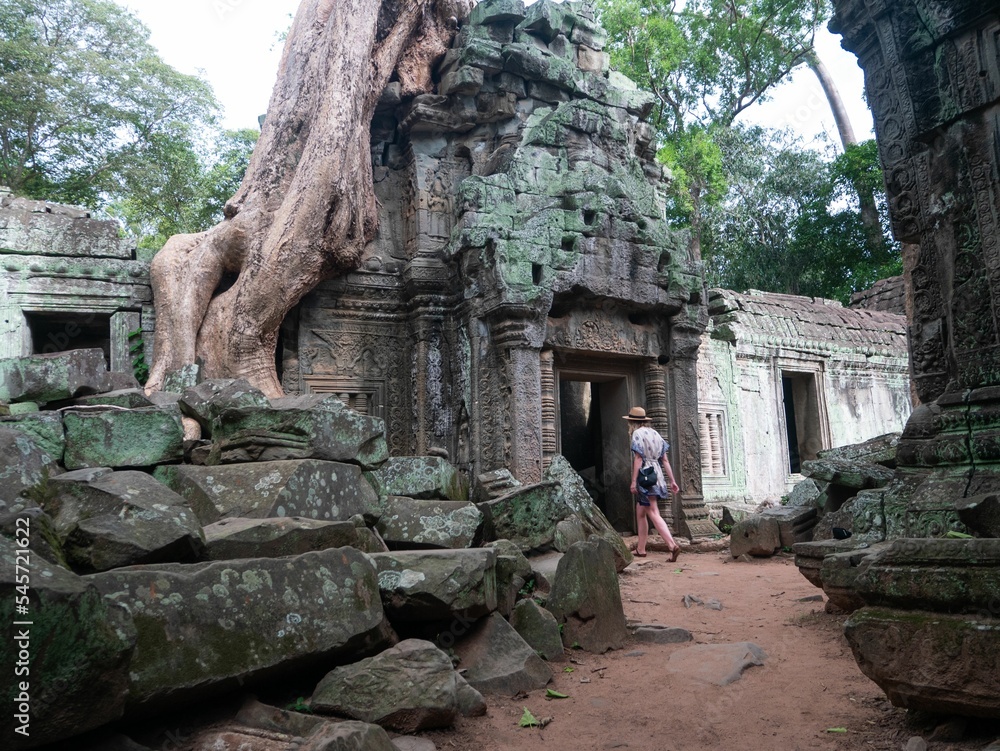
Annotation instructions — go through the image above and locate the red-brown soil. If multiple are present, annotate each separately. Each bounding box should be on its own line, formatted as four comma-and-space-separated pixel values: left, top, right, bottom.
420, 539, 1000, 751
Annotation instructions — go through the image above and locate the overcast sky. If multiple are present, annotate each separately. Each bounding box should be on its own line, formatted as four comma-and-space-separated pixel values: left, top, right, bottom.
115, 0, 874, 147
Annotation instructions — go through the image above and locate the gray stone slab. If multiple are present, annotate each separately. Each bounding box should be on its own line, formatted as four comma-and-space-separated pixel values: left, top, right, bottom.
453, 613, 552, 695
376, 497, 483, 549
63, 405, 184, 469
45, 470, 205, 573
369, 548, 498, 624
154, 460, 379, 525
203, 517, 361, 560
87, 547, 395, 710
0, 537, 135, 747
311, 639, 466, 732
0, 349, 110, 404
666, 642, 767, 686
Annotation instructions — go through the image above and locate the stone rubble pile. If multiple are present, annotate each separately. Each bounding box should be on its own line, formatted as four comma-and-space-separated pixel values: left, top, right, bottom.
0, 347, 632, 750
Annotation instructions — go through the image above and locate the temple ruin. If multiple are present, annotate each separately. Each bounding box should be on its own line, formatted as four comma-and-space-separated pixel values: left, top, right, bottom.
277, 0, 715, 535
698, 287, 911, 506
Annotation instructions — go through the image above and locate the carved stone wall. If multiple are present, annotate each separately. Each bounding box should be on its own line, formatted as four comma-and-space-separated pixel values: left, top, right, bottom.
698, 289, 912, 506
0, 191, 150, 374
831, 0, 1000, 534
282, 0, 709, 531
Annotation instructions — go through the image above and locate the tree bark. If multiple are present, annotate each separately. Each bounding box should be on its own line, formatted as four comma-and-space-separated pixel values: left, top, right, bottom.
807, 52, 886, 259
146, 0, 469, 396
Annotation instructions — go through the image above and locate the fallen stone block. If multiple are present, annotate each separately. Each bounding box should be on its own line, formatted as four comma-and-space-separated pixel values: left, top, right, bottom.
759, 505, 818, 547
845, 607, 1000, 719
178, 378, 270, 436
545, 536, 627, 653
0, 427, 60, 502
72, 389, 155, 410
0, 537, 136, 748
311, 639, 474, 732
63, 405, 184, 469
801, 457, 895, 490
631, 624, 693, 644
0, 411, 64, 463
364, 455, 468, 501
369, 548, 498, 624
956, 493, 1000, 537
376, 497, 483, 549
509, 598, 564, 660
87, 547, 395, 710
153, 460, 379, 525
729, 515, 781, 557
0, 348, 110, 404
45, 469, 205, 573
207, 395, 388, 469
203, 517, 362, 560
454, 612, 552, 695
666, 642, 767, 686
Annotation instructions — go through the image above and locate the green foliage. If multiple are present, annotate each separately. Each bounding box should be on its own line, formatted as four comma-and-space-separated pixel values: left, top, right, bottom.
597, 0, 826, 135
285, 697, 312, 713
0, 0, 217, 205
702, 129, 901, 302
0, 0, 258, 251
127, 327, 148, 384
107, 127, 259, 256
519, 707, 540, 728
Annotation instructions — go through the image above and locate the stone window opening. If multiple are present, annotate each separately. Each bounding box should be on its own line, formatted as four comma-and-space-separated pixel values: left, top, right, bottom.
26, 311, 112, 367
699, 410, 727, 477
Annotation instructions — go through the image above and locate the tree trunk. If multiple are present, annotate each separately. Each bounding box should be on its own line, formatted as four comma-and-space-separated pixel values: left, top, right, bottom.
146, 0, 468, 396
807, 52, 885, 259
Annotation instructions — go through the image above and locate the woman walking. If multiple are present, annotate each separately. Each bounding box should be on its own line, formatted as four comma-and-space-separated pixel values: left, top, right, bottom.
624, 406, 681, 561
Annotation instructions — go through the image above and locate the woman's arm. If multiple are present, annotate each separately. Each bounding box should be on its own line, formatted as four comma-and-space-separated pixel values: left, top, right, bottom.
630, 452, 642, 495
660, 455, 680, 496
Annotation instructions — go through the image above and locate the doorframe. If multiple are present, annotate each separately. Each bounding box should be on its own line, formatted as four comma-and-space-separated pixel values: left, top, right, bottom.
550, 351, 646, 532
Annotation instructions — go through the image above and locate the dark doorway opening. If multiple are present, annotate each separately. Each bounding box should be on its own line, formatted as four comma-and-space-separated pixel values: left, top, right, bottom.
558, 375, 632, 531
26, 311, 112, 367
782, 372, 822, 474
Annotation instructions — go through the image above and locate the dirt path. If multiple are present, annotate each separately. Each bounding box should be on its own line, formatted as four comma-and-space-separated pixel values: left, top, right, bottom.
422, 541, 999, 751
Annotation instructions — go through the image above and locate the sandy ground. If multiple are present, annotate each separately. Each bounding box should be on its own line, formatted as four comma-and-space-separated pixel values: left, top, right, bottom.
418, 539, 1000, 751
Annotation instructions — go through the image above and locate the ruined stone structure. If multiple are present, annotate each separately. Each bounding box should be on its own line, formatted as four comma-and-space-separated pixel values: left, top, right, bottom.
278, 0, 713, 535
832, 0, 1000, 541
790, 0, 1000, 719
697, 288, 911, 506
0, 190, 149, 376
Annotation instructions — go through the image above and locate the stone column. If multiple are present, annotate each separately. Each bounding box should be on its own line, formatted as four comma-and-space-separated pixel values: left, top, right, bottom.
540, 348, 557, 471
110, 311, 141, 375
490, 314, 544, 484
668, 315, 717, 539
643, 361, 675, 525
832, 0, 1000, 534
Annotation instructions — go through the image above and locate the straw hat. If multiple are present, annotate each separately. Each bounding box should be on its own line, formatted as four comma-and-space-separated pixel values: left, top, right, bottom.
622, 406, 651, 422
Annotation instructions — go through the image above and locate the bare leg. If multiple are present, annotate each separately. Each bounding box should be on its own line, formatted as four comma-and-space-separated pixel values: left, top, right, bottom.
635, 499, 649, 555
645, 501, 679, 553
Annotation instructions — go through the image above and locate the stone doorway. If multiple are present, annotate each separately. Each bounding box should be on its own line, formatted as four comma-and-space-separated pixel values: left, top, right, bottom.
781, 370, 827, 475
25, 311, 112, 367
556, 368, 636, 532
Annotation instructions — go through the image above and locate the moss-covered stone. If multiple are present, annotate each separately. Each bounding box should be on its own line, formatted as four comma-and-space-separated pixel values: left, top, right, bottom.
844, 607, 1000, 718
154, 459, 379, 525
63, 405, 184, 469
376, 497, 483, 549
207, 396, 388, 469
369, 548, 498, 624
0, 349, 110, 405
87, 547, 394, 711
0, 411, 64, 465
0, 536, 136, 748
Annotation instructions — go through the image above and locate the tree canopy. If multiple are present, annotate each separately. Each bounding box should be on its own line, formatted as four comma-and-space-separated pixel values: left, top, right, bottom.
0, 0, 229, 239
597, 0, 899, 302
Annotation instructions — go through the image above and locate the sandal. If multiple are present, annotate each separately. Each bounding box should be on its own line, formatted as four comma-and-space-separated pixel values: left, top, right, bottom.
669, 546, 680, 563
634, 551, 647, 557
